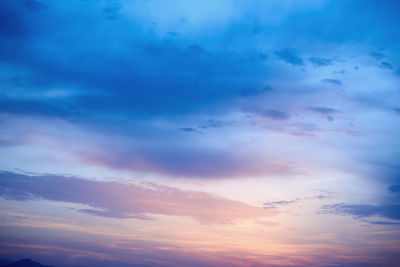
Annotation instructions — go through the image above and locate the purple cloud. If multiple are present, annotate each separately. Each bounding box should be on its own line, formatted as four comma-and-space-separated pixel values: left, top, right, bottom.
245, 107, 290, 120
0, 171, 275, 223
306, 106, 338, 115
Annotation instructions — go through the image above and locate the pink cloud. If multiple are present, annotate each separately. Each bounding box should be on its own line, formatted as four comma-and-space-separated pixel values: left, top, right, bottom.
0, 171, 276, 223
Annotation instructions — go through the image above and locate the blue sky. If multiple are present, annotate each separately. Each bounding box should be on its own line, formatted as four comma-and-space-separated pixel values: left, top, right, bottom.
0, 1, 400, 266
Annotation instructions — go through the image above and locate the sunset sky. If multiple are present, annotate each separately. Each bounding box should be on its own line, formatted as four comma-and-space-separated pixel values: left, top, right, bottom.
0, 1, 400, 266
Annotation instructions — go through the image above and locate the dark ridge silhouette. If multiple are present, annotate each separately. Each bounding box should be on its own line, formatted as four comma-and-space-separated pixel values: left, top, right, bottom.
1, 258, 53, 267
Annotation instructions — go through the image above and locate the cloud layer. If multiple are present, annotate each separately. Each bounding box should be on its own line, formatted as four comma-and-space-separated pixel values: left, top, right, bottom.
0, 171, 274, 223
1, 0, 400, 266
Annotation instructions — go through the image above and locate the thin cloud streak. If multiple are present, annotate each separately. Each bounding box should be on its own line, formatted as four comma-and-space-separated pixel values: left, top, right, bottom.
0, 171, 276, 223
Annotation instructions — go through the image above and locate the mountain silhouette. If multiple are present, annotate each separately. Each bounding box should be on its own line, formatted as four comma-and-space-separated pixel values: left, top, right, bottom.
1, 258, 53, 267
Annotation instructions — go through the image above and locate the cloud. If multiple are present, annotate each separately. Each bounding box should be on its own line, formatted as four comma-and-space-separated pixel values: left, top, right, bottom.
246, 108, 290, 120
101, 3, 121, 20
306, 106, 338, 115
0, 171, 275, 223
263, 200, 297, 208
322, 79, 342, 85
275, 49, 304, 66
0, 116, 294, 178
0, 0, 47, 37
177, 127, 197, 132
0, 0, 276, 119
380, 62, 393, 69
367, 220, 400, 225
82, 140, 292, 178
0, 230, 302, 267
198, 119, 235, 129
320, 203, 400, 221
258, 53, 268, 61
264, 195, 328, 209
186, 44, 207, 55
370, 52, 385, 60
308, 57, 333, 67
333, 69, 346, 74
239, 87, 271, 97
260, 110, 290, 120
1, 1, 400, 266
388, 185, 400, 194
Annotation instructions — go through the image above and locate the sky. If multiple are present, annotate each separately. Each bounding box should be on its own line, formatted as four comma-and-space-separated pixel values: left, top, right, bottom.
0, 0, 400, 266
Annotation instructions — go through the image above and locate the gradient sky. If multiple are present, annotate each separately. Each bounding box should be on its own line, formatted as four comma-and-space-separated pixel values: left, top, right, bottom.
0, 0, 400, 266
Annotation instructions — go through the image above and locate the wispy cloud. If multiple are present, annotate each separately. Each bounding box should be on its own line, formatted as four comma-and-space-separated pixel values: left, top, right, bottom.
305, 106, 338, 115
370, 52, 385, 60
0, 171, 275, 223
380, 62, 393, 69
177, 127, 197, 132
275, 49, 304, 66
264, 195, 328, 209
245, 107, 290, 120
263, 200, 297, 208
308, 57, 333, 67
320, 203, 400, 221
322, 79, 342, 85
